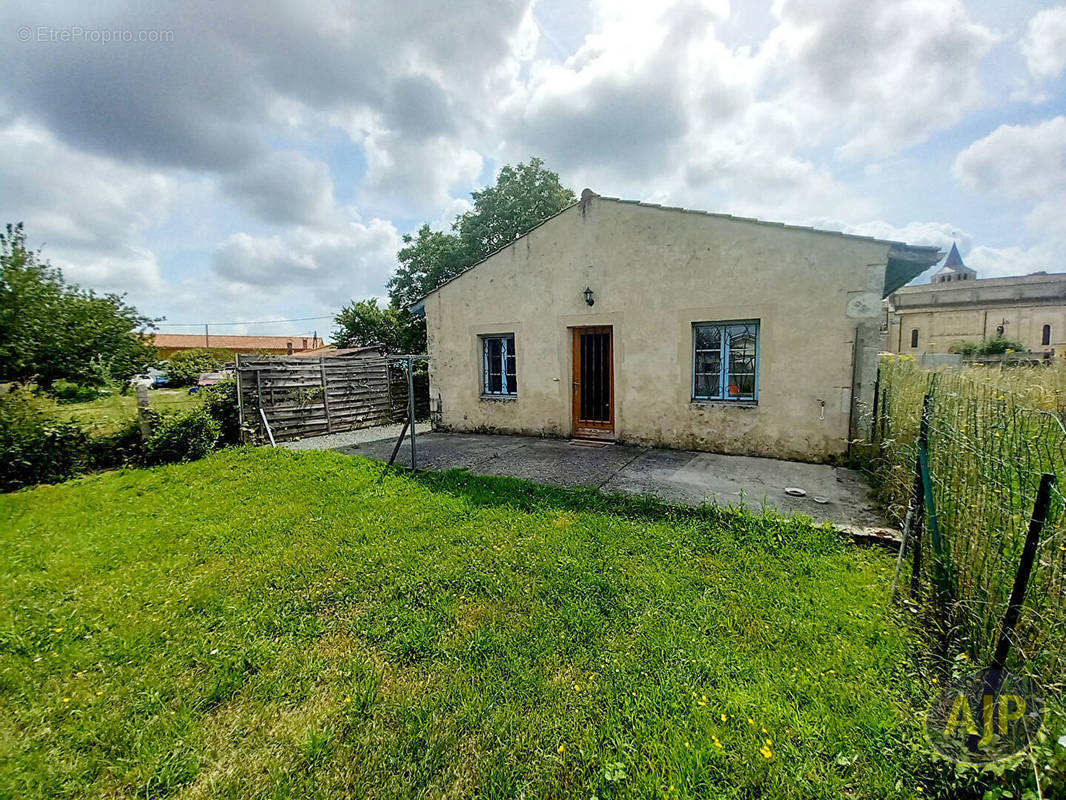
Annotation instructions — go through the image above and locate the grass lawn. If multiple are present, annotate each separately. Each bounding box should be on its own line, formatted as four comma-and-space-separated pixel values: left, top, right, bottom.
0, 448, 937, 799
54, 388, 200, 429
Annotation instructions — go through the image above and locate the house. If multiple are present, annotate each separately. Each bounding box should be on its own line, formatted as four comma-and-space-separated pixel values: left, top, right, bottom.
412, 191, 941, 463
152, 333, 323, 360
887, 245, 1066, 357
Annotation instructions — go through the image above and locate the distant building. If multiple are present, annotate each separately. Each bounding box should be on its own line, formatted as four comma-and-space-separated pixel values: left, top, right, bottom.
152, 333, 322, 359
887, 245, 1066, 356
930, 242, 977, 284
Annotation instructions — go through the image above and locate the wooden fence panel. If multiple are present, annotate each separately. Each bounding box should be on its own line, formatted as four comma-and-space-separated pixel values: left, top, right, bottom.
237, 354, 429, 442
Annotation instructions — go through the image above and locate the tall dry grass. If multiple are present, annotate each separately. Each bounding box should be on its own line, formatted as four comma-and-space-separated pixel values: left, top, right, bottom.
872, 355, 1066, 686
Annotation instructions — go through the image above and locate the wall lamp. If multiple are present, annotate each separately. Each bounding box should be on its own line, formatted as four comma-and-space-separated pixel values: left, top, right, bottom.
583, 286, 595, 306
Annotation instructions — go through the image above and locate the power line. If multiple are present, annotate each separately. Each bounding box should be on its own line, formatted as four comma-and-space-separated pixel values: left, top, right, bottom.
153, 315, 335, 327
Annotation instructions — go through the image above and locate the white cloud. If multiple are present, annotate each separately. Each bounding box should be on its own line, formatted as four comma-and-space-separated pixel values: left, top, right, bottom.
953, 116, 1066, 239
762, 0, 998, 158
0, 119, 169, 294
1021, 6, 1066, 80
212, 218, 402, 304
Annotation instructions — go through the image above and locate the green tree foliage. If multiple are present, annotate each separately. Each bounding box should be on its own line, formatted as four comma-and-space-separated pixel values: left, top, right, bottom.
387, 226, 465, 312
332, 299, 423, 354
952, 336, 1029, 356
341, 158, 574, 354
387, 158, 576, 309
165, 348, 233, 387
0, 223, 157, 390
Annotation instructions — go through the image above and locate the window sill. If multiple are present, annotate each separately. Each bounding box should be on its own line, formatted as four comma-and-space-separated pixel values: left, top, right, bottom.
690, 398, 758, 409
480, 394, 518, 402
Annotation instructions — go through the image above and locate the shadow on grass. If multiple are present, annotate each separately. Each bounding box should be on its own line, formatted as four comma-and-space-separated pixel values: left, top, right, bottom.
385, 464, 843, 554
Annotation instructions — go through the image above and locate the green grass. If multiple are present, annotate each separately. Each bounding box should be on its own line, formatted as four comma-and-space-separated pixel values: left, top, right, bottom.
0, 448, 937, 799
54, 388, 199, 429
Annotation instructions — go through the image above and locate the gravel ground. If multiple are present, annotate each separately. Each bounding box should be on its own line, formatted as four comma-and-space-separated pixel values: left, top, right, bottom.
278, 422, 408, 451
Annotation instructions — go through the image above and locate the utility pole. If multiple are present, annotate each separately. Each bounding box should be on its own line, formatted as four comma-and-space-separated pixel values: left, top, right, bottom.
205, 323, 210, 348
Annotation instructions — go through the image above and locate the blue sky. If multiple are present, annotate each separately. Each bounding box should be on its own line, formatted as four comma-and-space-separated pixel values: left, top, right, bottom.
1, 0, 1064, 338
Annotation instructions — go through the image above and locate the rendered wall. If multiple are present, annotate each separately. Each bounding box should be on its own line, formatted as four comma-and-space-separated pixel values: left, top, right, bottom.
423, 198, 891, 462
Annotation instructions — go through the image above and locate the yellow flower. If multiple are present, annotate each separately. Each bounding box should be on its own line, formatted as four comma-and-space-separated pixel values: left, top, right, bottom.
748, 717, 755, 725
697, 695, 707, 706
574, 684, 581, 692
720, 713, 727, 722
760, 745, 773, 759
62, 697, 70, 703
558, 744, 565, 754
713, 736, 724, 750
54, 627, 63, 633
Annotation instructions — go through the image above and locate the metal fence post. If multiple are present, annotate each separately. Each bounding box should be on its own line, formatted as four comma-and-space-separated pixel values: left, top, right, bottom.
407, 356, 416, 469
989, 473, 1056, 673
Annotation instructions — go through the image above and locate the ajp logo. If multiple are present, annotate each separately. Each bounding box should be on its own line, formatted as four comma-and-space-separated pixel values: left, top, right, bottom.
925, 669, 1043, 764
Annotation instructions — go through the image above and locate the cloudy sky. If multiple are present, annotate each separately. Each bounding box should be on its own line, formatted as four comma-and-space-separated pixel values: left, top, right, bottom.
2, 1, 1064, 338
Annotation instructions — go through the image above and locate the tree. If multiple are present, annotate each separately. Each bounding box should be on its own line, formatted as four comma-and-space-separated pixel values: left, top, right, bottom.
333, 299, 423, 354
339, 158, 574, 356
0, 223, 157, 390
387, 158, 575, 309
165, 348, 233, 387
387, 226, 464, 311
453, 157, 577, 265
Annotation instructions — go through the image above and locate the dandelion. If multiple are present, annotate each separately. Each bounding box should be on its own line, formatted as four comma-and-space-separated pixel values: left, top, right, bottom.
720, 713, 727, 722
574, 684, 581, 692
760, 744, 773, 759
62, 697, 70, 703
748, 717, 755, 725
558, 744, 565, 754
54, 627, 63, 633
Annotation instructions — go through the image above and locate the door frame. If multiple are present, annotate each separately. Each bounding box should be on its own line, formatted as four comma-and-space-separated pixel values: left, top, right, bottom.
571, 325, 615, 439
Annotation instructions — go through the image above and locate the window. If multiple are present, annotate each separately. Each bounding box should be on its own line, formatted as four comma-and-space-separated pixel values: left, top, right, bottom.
481, 334, 517, 396
693, 321, 759, 402
911, 328, 919, 349
1042, 324, 1052, 347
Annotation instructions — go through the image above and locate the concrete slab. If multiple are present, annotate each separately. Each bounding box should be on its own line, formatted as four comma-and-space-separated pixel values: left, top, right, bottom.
316, 429, 886, 529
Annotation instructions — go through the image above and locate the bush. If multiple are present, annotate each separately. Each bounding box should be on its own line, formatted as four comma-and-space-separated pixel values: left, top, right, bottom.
0, 388, 90, 491
198, 376, 242, 445
165, 348, 233, 387
142, 408, 220, 466
51, 379, 104, 404
86, 417, 143, 470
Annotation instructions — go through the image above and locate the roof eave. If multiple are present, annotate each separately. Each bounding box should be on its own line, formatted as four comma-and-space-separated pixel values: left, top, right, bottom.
884, 243, 944, 297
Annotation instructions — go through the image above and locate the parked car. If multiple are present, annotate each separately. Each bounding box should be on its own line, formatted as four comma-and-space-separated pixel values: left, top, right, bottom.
188, 371, 229, 394
130, 368, 168, 389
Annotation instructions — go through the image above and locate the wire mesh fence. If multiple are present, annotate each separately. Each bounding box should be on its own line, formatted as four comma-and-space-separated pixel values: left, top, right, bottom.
871, 356, 1066, 686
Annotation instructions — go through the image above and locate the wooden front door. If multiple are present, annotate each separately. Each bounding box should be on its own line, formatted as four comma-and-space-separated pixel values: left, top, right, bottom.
571, 326, 614, 439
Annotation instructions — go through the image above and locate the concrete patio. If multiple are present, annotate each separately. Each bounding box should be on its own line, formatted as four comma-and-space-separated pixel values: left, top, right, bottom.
291, 427, 891, 532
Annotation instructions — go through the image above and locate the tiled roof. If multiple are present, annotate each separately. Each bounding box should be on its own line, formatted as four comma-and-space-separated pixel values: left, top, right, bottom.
151, 334, 321, 350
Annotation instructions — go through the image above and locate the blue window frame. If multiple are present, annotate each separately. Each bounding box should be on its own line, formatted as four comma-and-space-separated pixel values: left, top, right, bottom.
692, 321, 759, 402
482, 334, 517, 396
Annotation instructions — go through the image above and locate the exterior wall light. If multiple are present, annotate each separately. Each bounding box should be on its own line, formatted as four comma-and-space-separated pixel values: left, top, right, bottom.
584, 286, 595, 306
